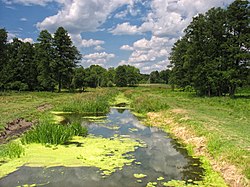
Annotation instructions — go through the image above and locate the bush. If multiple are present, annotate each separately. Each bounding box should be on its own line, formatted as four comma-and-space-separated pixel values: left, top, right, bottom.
21, 122, 87, 145
0, 142, 24, 159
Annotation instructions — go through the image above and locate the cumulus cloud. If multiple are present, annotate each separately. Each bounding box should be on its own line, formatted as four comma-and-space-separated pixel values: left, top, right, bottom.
37, 0, 134, 34
110, 22, 141, 35
69, 34, 105, 49
7, 32, 34, 43
82, 52, 115, 67
115, 0, 234, 72
111, 0, 234, 37
94, 45, 105, 51
120, 45, 133, 51
119, 36, 176, 73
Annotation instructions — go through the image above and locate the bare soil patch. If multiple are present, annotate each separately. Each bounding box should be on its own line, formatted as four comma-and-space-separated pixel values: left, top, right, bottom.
0, 118, 33, 144
37, 103, 52, 112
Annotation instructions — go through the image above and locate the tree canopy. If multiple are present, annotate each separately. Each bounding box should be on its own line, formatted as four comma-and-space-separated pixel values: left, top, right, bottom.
169, 0, 250, 96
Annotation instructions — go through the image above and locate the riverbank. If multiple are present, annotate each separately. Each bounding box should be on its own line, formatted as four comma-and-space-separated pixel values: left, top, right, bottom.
123, 86, 250, 187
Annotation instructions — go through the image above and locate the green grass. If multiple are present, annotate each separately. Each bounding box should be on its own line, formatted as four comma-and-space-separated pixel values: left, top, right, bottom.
55, 88, 118, 114
0, 88, 118, 131
123, 86, 250, 180
21, 121, 87, 145
0, 142, 24, 159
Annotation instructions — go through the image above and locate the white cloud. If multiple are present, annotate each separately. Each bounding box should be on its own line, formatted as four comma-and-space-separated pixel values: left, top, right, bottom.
2, 0, 55, 6
119, 36, 176, 73
20, 37, 34, 43
69, 34, 105, 49
82, 52, 115, 67
111, 0, 234, 37
81, 39, 104, 48
94, 45, 105, 51
20, 17, 27, 21
120, 45, 133, 51
37, 0, 134, 34
110, 22, 141, 35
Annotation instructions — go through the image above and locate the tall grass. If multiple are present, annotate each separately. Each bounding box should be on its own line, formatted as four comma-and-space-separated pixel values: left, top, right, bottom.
21, 122, 87, 145
124, 89, 169, 113
0, 142, 24, 159
56, 88, 118, 114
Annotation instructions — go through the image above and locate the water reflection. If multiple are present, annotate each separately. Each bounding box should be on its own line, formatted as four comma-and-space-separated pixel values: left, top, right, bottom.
0, 108, 204, 187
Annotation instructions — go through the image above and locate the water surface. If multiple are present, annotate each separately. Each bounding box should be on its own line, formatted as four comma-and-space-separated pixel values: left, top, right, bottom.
0, 108, 204, 187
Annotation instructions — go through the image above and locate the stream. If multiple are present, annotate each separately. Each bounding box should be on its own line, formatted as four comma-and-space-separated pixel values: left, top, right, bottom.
0, 108, 204, 187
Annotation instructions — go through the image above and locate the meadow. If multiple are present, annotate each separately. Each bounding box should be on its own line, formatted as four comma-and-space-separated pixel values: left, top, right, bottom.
0, 86, 249, 186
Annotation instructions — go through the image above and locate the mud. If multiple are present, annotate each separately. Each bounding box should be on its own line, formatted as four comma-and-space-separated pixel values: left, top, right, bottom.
0, 118, 33, 144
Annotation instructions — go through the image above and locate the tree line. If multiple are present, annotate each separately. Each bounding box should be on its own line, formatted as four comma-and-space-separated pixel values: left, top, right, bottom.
0, 27, 169, 92
169, 0, 249, 96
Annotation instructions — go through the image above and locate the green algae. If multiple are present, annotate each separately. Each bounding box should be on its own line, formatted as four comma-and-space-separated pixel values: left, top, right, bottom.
112, 93, 131, 105
157, 176, 164, 181
129, 128, 138, 132
0, 135, 145, 179
50, 111, 72, 115
16, 182, 49, 187
133, 173, 147, 179
146, 182, 157, 187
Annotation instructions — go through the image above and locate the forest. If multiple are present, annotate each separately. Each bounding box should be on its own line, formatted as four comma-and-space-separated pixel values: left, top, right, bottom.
0, 1, 249, 96
0, 27, 169, 92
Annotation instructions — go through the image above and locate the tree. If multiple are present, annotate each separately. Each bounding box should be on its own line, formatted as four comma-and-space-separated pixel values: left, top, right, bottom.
72, 66, 86, 91
18, 42, 37, 90
159, 69, 170, 84
126, 65, 140, 86
169, 0, 249, 96
84, 65, 107, 88
35, 30, 55, 91
225, 0, 250, 96
149, 71, 162, 83
115, 65, 127, 87
52, 27, 81, 92
0, 28, 8, 90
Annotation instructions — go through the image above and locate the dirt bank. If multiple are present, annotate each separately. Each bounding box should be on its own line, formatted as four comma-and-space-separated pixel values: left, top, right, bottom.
0, 118, 33, 144
146, 110, 249, 187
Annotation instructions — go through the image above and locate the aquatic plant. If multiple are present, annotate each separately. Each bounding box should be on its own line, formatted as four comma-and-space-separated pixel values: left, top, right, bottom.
21, 122, 87, 145
0, 142, 24, 159
0, 135, 144, 179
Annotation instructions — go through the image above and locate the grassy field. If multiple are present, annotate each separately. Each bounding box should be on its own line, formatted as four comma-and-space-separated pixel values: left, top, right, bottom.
0, 88, 118, 131
123, 86, 250, 186
0, 86, 249, 186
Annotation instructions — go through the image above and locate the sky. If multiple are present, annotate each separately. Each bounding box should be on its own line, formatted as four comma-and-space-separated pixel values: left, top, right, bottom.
0, 0, 235, 73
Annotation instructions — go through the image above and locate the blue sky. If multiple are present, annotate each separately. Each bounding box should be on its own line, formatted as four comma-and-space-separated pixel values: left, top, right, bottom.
0, 0, 234, 73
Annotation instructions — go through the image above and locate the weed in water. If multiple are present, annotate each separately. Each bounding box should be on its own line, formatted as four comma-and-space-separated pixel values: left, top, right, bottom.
0, 142, 24, 159
21, 122, 88, 145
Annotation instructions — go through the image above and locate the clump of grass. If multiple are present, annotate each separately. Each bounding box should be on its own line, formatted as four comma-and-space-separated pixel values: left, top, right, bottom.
70, 122, 88, 136
0, 142, 24, 159
130, 94, 170, 114
21, 122, 87, 145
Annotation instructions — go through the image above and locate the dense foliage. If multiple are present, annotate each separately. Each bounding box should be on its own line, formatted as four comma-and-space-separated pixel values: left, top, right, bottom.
0, 27, 169, 91
170, 0, 250, 96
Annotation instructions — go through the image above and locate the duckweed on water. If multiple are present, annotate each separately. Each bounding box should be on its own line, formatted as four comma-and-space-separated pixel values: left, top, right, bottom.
0, 135, 144, 179
133, 173, 147, 179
